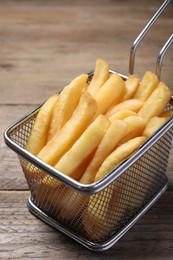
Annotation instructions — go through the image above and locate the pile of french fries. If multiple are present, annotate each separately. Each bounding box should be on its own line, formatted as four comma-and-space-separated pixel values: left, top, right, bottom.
26, 58, 173, 240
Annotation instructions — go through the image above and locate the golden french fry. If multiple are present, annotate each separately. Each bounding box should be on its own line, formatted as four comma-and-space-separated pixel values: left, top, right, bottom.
56, 152, 94, 221
160, 110, 173, 118
22, 162, 45, 186
123, 115, 146, 132
58, 153, 95, 221
82, 184, 124, 241
121, 75, 140, 101
138, 82, 171, 123
83, 136, 146, 241
58, 154, 96, 222
55, 115, 110, 179
71, 151, 95, 181
109, 109, 137, 121
26, 94, 59, 155
35, 176, 66, 214
95, 136, 146, 182
142, 116, 168, 138
36, 171, 89, 223
58, 188, 89, 221
48, 74, 88, 141
87, 58, 109, 97
95, 73, 125, 115
80, 120, 127, 184
37, 92, 96, 166
134, 71, 159, 101
105, 99, 144, 118
118, 116, 146, 145
142, 110, 173, 138
41, 175, 60, 188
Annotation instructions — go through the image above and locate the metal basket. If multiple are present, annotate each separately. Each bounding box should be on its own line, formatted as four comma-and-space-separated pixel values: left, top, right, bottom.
4, 0, 173, 252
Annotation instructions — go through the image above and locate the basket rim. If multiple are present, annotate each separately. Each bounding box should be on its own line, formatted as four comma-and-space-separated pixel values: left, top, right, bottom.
3, 71, 173, 194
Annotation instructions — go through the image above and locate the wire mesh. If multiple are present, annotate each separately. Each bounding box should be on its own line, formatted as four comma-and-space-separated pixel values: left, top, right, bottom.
7, 102, 173, 245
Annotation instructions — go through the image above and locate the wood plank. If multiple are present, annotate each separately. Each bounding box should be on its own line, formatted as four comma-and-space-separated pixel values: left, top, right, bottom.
0, 190, 173, 259
0, 1, 173, 258
0, 0, 172, 105
1, 105, 34, 190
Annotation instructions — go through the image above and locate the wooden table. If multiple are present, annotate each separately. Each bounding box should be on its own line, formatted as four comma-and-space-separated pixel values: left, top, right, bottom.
1, 0, 173, 259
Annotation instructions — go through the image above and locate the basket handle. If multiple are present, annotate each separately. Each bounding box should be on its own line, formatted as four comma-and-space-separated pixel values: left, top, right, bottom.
156, 34, 173, 80
129, 0, 171, 75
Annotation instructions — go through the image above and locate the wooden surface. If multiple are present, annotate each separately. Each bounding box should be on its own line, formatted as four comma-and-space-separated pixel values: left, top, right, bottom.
1, 0, 173, 259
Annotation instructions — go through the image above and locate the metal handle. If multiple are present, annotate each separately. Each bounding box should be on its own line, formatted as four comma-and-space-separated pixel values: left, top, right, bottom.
156, 34, 173, 80
129, 0, 171, 75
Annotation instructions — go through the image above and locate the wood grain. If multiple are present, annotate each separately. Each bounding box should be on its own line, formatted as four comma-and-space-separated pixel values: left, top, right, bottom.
1, 0, 173, 259
0, 191, 173, 259
0, 0, 173, 106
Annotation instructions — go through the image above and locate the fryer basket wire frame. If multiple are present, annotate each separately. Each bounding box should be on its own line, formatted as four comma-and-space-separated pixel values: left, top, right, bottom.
3, 0, 173, 252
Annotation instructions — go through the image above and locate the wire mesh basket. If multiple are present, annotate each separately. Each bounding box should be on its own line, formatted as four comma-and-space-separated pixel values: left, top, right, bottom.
4, 0, 173, 252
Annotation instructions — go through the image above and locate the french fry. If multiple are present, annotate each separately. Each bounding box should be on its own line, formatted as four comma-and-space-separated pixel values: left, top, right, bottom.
22, 162, 45, 187
55, 115, 110, 179
71, 151, 96, 181
160, 110, 173, 118
37, 92, 96, 166
138, 82, 171, 123
109, 109, 137, 121
121, 75, 140, 101
87, 58, 109, 97
80, 120, 128, 184
83, 136, 146, 240
48, 74, 88, 141
84, 137, 146, 239
58, 153, 95, 220
143, 116, 168, 138
26, 94, 59, 155
105, 99, 144, 118
95, 73, 125, 115
82, 184, 124, 240
35, 177, 67, 215
134, 71, 159, 101
60, 120, 127, 219
118, 116, 146, 144
58, 188, 89, 221
95, 136, 146, 181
